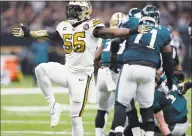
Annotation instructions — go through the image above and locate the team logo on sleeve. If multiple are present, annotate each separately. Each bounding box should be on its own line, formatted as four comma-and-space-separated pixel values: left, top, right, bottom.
83, 24, 89, 30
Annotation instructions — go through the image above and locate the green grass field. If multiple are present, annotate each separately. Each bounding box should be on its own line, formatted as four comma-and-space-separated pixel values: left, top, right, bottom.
1, 75, 192, 136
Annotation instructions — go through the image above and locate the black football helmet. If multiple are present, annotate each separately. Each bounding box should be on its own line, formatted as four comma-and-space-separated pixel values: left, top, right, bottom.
141, 5, 160, 24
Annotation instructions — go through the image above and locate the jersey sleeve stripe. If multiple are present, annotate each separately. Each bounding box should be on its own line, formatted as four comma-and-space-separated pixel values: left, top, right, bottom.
93, 20, 102, 27
93, 21, 102, 26
79, 75, 92, 117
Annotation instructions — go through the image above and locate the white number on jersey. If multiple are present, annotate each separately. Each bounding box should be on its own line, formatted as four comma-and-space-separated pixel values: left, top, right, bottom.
166, 94, 176, 104
134, 29, 158, 49
103, 41, 111, 52
117, 41, 126, 55
103, 40, 126, 55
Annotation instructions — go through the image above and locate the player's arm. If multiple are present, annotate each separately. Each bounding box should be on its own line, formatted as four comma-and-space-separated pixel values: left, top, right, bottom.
93, 25, 149, 39
161, 28, 175, 90
178, 80, 192, 95
110, 38, 126, 58
12, 24, 62, 42
153, 92, 172, 136
95, 44, 103, 62
154, 110, 172, 136
94, 44, 103, 68
108, 38, 125, 73
30, 30, 62, 41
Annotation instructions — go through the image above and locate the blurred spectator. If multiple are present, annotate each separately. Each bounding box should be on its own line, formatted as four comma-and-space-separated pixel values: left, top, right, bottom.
30, 1, 46, 13
1, 1, 191, 32
169, 27, 185, 62
31, 39, 50, 86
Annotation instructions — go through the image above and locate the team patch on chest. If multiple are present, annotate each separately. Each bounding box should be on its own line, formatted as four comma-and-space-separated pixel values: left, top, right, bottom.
83, 23, 89, 30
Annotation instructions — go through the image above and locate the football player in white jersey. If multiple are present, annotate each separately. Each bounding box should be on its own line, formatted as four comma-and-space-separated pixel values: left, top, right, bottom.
94, 12, 127, 136
12, 1, 148, 136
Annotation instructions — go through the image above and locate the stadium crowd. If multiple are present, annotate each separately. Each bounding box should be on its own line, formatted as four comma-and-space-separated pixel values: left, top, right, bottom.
1, 1, 192, 77
1, 1, 191, 32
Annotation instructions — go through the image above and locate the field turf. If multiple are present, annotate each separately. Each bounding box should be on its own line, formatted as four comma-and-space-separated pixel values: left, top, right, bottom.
1, 75, 192, 136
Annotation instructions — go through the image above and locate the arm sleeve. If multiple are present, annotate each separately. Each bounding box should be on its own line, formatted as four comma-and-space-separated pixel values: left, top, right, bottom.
153, 91, 169, 114
30, 30, 62, 42
91, 19, 105, 38
110, 38, 125, 56
153, 90, 162, 114
47, 31, 63, 42
162, 52, 173, 90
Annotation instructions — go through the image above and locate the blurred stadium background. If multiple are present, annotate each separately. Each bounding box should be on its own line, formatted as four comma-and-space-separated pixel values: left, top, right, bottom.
1, 1, 192, 136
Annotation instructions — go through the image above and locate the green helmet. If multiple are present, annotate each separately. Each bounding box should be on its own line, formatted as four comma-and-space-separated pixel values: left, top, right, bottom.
141, 5, 160, 24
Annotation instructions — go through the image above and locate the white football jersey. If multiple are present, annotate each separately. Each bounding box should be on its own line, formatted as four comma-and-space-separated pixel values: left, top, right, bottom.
56, 19, 104, 76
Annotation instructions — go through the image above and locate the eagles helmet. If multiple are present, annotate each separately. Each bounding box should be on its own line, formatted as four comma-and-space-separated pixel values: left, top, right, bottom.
109, 12, 127, 28
128, 8, 141, 19
66, 0, 92, 24
141, 5, 160, 24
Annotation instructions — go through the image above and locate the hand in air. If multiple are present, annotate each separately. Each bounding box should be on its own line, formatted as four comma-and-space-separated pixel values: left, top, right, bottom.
12, 23, 30, 37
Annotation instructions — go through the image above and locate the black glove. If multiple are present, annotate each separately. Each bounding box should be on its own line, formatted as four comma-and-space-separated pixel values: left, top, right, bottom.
21, 23, 30, 37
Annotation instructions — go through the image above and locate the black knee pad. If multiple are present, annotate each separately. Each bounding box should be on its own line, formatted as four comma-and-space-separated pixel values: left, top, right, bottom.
140, 107, 155, 131
95, 110, 107, 128
127, 108, 140, 128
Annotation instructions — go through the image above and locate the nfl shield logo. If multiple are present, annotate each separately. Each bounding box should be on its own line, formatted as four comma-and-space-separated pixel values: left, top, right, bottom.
83, 24, 89, 30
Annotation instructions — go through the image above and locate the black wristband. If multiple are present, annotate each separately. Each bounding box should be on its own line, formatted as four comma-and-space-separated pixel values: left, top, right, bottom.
129, 27, 138, 35
21, 26, 30, 37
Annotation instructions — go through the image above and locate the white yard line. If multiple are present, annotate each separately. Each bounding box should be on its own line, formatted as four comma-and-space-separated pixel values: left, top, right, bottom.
6, 112, 97, 117
1, 131, 93, 135
1, 120, 191, 127
1, 120, 101, 125
1, 87, 68, 95
3, 105, 98, 112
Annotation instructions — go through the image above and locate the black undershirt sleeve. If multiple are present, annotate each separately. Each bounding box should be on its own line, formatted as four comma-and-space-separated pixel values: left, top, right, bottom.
47, 31, 63, 42
162, 52, 173, 90
110, 38, 125, 56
